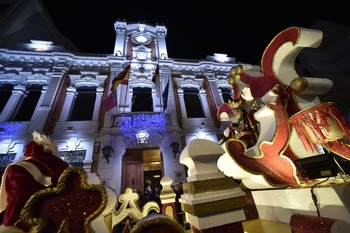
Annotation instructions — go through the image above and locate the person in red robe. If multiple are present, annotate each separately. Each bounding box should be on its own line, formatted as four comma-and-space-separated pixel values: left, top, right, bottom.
217, 86, 260, 148
0, 131, 69, 233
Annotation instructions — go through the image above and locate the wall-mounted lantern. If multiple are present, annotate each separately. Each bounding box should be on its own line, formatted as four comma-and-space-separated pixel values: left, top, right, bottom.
101, 145, 113, 164
170, 142, 180, 159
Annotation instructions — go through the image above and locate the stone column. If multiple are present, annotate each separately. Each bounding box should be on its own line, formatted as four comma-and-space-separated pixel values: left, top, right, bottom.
93, 87, 104, 120
59, 86, 76, 121
0, 85, 25, 121
179, 139, 246, 233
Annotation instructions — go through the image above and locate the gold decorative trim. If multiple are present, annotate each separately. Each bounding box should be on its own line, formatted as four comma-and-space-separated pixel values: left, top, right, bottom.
21, 166, 108, 233
111, 187, 160, 227
183, 177, 240, 194
182, 196, 246, 217
130, 214, 185, 233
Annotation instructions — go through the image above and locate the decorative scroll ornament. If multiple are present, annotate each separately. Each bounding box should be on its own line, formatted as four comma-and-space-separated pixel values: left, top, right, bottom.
289, 102, 350, 152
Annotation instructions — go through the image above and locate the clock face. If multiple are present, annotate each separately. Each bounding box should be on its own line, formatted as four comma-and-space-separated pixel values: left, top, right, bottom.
132, 33, 151, 44
135, 35, 148, 43
137, 51, 147, 60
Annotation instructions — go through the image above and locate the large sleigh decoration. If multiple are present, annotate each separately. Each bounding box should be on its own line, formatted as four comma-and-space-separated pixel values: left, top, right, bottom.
217, 26, 350, 190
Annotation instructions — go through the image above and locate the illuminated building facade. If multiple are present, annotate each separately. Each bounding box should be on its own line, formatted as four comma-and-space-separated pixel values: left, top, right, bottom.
0, 0, 261, 196
1, 0, 350, 200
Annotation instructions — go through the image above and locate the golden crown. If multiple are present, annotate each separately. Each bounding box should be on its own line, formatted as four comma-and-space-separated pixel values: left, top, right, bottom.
228, 99, 241, 109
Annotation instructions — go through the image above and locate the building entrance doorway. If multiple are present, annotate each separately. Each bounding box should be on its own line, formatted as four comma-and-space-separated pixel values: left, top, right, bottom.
121, 148, 163, 196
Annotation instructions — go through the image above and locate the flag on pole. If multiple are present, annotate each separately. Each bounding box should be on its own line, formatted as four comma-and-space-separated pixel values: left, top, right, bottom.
104, 63, 131, 112
152, 64, 160, 97
110, 63, 131, 92
162, 79, 170, 112
103, 92, 116, 112
151, 64, 159, 84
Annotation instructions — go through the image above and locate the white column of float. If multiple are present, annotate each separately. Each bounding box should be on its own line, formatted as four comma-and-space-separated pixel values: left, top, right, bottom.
0, 85, 25, 121
179, 139, 247, 232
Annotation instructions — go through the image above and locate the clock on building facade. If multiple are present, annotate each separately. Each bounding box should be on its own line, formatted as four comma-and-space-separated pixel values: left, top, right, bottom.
132, 32, 151, 44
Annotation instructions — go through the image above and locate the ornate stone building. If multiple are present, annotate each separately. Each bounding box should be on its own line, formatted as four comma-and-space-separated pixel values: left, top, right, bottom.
1, 0, 350, 199
0, 0, 261, 196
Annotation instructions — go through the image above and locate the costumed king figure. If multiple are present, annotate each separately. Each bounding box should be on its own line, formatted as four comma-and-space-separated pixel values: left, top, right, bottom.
217, 86, 260, 148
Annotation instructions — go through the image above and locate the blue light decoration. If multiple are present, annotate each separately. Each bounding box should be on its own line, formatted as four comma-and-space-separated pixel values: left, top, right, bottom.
0, 122, 22, 138
0, 122, 22, 169
119, 112, 166, 147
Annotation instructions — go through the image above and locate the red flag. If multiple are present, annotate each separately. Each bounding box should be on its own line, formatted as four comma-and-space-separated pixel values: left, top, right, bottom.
110, 64, 131, 92
103, 92, 116, 112
152, 64, 160, 97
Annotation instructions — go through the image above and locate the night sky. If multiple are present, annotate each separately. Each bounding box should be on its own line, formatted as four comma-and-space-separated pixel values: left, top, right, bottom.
41, 1, 350, 64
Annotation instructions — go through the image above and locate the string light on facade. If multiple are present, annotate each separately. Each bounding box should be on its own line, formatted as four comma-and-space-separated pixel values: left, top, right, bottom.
120, 112, 166, 147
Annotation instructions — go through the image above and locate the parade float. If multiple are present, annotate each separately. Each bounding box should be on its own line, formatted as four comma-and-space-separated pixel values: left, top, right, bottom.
179, 26, 350, 232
